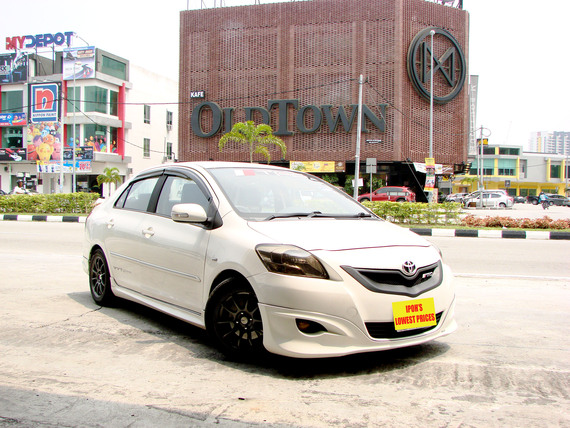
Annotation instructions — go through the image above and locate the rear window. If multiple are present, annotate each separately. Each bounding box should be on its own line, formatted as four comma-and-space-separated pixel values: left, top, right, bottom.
115, 177, 159, 212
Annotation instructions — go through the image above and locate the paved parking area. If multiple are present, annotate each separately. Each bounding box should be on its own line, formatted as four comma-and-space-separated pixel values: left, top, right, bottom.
0, 222, 569, 427
462, 202, 569, 221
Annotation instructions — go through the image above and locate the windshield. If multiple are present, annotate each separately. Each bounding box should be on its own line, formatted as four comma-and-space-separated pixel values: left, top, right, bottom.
208, 167, 373, 221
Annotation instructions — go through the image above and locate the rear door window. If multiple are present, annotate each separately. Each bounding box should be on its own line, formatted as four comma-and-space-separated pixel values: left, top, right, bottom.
117, 177, 160, 212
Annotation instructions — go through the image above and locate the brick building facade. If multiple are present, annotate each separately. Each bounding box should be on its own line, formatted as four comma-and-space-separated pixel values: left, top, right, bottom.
178, 0, 469, 191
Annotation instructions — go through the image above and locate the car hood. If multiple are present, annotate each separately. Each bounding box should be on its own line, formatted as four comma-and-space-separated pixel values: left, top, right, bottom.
247, 218, 430, 251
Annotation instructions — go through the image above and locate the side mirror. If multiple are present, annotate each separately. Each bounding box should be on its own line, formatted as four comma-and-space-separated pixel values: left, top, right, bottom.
171, 203, 208, 223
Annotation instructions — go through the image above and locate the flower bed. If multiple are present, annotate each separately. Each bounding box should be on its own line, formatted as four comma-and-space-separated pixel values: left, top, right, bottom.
461, 214, 570, 230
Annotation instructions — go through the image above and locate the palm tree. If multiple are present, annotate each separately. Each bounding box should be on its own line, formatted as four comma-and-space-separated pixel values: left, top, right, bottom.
460, 176, 479, 192
96, 167, 122, 198
219, 121, 286, 163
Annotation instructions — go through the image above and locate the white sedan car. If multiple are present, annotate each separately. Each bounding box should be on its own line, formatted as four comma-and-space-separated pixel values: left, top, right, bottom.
84, 162, 456, 359
463, 191, 514, 208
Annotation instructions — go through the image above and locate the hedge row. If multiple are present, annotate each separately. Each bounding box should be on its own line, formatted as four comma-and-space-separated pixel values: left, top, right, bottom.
0, 193, 100, 214
362, 201, 463, 225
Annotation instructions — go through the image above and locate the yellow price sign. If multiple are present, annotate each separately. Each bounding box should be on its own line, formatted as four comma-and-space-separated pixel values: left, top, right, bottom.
392, 298, 437, 331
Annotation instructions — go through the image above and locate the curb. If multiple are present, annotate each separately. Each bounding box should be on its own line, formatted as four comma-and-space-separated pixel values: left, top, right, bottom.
410, 227, 570, 240
0, 214, 86, 223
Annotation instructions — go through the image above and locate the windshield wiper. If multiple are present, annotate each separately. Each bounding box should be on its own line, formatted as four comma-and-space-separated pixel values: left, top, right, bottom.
264, 211, 372, 221
265, 211, 323, 221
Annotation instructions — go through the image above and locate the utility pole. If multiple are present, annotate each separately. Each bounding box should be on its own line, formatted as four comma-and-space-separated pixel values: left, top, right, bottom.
428, 30, 435, 203
353, 75, 364, 199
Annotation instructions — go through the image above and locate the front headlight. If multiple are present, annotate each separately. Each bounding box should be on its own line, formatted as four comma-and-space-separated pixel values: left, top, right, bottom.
256, 244, 329, 279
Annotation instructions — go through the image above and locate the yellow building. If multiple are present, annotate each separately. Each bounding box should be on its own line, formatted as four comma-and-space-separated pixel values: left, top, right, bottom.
454, 145, 569, 197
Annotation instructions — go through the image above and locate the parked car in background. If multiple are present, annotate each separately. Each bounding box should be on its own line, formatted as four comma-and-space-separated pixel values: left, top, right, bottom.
463, 191, 514, 208
544, 194, 570, 207
513, 196, 526, 203
462, 189, 508, 201
527, 195, 540, 205
358, 186, 416, 203
84, 162, 456, 359
444, 193, 468, 203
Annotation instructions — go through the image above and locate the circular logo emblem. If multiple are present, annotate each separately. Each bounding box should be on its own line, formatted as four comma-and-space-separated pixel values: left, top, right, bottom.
407, 27, 466, 104
402, 260, 417, 277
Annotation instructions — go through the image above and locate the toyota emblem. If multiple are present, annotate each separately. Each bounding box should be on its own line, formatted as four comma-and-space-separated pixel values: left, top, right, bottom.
402, 261, 417, 276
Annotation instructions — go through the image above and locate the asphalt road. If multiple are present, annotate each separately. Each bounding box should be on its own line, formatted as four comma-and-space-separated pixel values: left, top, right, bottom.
0, 222, 568, 427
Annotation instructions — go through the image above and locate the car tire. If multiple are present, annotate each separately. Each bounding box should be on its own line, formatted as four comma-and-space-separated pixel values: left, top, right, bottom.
396, 198, 405, 202
206, 278, 265, 359
532, 199, 538, 205
499, 202, 506, 208
359, 197, 370, 202
89, 249, 116, 306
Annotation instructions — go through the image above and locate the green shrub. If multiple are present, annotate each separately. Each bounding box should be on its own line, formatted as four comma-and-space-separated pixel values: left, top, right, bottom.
0, 193, 100, 214
362, 201, 463, 225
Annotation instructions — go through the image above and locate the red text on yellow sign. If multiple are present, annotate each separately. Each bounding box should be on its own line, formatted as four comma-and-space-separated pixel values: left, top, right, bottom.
392, 297, 437, 331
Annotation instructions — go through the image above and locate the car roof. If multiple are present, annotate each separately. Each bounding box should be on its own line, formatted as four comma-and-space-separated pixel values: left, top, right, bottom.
134, 161, 293, 177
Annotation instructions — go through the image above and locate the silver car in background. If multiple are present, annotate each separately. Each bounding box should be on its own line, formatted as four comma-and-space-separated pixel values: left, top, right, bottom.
463, 191, 514, 208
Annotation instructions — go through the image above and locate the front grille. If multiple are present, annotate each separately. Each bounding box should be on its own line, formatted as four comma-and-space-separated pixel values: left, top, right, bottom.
341, 260, 443, 297
366, 312, 443, 339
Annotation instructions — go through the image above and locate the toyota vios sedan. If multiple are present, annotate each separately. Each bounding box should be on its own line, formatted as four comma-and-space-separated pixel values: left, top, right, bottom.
84, 162, 456, 359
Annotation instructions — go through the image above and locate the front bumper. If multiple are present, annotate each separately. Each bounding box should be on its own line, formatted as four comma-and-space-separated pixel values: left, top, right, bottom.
251, 258, 456, 358
259, 296, 456, 358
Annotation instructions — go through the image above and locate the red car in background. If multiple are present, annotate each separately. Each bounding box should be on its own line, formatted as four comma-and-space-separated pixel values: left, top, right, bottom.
358, 186, 416, 203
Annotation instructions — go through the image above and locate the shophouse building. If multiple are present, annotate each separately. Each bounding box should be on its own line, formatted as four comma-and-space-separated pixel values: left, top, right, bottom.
457, 144, 569, 197
0, 35, 177, 195
178, 0, 470, 201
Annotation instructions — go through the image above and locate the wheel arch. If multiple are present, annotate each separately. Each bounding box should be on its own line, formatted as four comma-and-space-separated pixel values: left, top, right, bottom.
206, 269, 253, 309
89, 244, 105, 261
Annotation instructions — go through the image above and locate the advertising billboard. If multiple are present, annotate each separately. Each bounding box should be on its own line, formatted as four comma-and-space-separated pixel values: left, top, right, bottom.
26, 122, 62, 162
0, 148, 26, 162
0, 52, 28, 84
28, 83, 61, 123
0, 113, 26, 127
63, 146, 94, 161
62, 47, 96, 80
37, 160, 92, 174
290, 161, 345, 173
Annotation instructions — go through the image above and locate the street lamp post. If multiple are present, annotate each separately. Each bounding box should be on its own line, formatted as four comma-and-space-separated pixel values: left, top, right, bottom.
353, 74, 364, 200
72, 62, 81, 193
428, 29, 435, 203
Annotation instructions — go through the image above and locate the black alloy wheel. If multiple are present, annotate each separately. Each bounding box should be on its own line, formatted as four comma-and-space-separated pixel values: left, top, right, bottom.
89, 249, 115, 306
207, 279, 265, 358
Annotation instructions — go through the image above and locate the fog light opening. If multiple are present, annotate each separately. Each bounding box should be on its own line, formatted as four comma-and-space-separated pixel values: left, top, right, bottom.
296, 319, 327, 334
